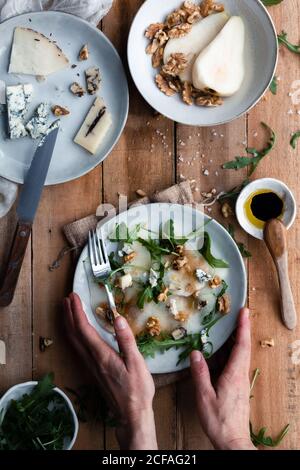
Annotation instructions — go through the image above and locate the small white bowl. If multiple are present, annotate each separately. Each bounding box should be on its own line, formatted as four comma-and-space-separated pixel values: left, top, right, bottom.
128, 0, 278, 126
236, 178, 297, 240
0, 381, 79, 450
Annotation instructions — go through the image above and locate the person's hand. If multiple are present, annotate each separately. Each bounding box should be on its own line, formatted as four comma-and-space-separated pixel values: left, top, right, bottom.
190, 308, 256, 450
63, 293, 157, 450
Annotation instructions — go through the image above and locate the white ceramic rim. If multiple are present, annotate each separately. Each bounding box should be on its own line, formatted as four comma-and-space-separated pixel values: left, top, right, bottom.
0, 11, 129, 186
0, 381, 79, 450
236, 178, 297, 240
127, 0, 278, 127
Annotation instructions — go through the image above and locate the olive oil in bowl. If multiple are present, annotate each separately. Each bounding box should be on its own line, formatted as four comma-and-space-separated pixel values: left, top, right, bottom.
244, 189, 284, 229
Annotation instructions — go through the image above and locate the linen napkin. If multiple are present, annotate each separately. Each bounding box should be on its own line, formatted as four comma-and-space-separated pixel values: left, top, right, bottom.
0, 0, 113, 24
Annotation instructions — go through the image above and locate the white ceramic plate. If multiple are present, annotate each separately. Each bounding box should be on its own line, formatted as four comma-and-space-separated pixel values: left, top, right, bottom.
0, 11, 129, 185
127, 0, 278, 126
73, 203, 247, 374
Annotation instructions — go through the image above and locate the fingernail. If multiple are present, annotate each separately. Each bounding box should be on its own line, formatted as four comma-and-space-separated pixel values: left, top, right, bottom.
190, 350, 202, 364
242, 307, 250, 318
114, 316, 127, 331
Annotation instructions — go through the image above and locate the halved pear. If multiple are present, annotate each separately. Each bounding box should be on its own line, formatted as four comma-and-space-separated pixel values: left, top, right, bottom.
163, 12, 229, 83
192, 16, 245, 97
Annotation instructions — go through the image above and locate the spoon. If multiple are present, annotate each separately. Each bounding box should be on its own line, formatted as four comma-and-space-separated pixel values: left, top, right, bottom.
264, 219, 297, 330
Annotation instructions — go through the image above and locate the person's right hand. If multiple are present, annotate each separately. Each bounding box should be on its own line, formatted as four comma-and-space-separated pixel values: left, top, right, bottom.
190, 308, 257, 450
63, 293, 157, 450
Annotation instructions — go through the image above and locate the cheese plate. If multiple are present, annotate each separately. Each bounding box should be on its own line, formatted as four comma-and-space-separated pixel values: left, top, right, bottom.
0, 11, 129, 185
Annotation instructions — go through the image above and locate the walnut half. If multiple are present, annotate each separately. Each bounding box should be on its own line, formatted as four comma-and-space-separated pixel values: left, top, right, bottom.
217, 294, 231, 314
146, 316, 161, 336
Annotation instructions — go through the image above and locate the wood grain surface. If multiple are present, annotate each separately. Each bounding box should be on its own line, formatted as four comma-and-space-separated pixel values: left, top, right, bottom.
0, 0, 299, 450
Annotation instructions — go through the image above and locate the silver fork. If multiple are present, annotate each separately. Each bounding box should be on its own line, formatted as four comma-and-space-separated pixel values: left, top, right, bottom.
88, 229, 119, 321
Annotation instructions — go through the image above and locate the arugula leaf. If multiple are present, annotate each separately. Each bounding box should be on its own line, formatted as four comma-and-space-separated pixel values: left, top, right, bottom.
160, 219, 189, 250
269, 75, 278, 95
109, 222, 142, 243
137, 285, 154, 309
262, 0, 283, 5
278, 31, 300, 54
108, 252, 123, 270
199, 232, 229, 268
222, 123, 276, 176
227, 224, 252, 259
250, 423, 290, 448
290, 130, 300, 149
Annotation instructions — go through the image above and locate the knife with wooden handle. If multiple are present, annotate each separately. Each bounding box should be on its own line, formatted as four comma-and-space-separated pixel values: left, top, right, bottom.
0, 122, 60, 307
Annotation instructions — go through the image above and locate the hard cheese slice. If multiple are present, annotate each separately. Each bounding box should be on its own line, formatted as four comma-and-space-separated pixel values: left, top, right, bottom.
6, 84, 33, 139
74, 97, 112, 155
9, 27, 69, 76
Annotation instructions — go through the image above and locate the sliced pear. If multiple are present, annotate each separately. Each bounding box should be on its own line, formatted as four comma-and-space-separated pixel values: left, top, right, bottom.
163, 12, 229, 83
192, 16, 245, 97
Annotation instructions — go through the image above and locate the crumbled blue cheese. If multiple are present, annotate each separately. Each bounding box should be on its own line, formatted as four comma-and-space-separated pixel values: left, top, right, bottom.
118, 243, 134, 258
6, 84, 33, 139
26, 103, 50, 139
38, 119, 60, 147
149, 268, 159, 288
167, 298, 178, 317
195, 268, 212, 283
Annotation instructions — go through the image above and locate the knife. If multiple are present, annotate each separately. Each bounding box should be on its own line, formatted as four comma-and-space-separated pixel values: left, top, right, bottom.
0, 122, 60, 307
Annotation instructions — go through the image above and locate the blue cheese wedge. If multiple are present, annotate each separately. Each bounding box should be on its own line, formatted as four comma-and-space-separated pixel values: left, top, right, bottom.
26, 103, 50, 139
6, 84, 33, 139
74, 97, 112, 154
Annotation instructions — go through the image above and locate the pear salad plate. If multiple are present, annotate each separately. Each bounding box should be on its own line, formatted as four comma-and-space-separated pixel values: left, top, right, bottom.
127, 0, 278, 126
73, 203, 247, 374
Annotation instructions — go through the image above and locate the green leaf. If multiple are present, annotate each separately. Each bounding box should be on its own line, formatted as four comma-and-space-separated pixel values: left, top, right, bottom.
109, 222, 142, 243
290, 130, 300, 149
262, 0, 283, 5
199, 232, 229, 268
269, 75, 278, 95
250, 423, 290, 448
222, 123, 276, 176
137, 285, 154, 309
278, 31, 300, 54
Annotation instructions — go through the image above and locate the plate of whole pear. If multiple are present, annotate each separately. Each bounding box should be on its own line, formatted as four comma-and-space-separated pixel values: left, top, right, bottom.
127, 0, 278, 126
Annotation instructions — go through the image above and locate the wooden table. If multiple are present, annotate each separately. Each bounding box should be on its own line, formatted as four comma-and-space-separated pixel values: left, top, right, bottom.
0, 0, 299, 450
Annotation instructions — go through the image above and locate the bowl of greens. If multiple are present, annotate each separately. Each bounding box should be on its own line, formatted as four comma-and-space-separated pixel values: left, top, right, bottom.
0, 374, 78, 450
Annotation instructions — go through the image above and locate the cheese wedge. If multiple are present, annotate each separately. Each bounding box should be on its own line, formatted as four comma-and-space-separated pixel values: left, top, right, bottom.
9, 27, 69, 76
74, 97, 112, 155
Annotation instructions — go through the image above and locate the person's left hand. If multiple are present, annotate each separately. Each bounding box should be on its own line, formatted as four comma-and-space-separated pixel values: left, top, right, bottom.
63, 293, 157, 450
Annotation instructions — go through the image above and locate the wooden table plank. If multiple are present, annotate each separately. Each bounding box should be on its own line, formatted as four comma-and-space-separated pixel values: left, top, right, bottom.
102, 0, 177, 450
248, 2, 300, 450
175, 118, 248, 449
0, 203, 32, 391
31, 170, 104, 450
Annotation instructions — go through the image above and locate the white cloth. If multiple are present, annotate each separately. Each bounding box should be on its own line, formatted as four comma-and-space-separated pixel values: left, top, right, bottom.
0, 0, 113, 25
0, 0, 113, 219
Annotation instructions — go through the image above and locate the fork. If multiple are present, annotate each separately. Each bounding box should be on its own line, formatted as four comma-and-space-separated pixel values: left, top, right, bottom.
88, 229, 120, 321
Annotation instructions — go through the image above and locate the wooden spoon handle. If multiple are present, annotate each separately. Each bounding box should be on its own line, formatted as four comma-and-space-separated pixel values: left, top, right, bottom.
264, 219, 297, 330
